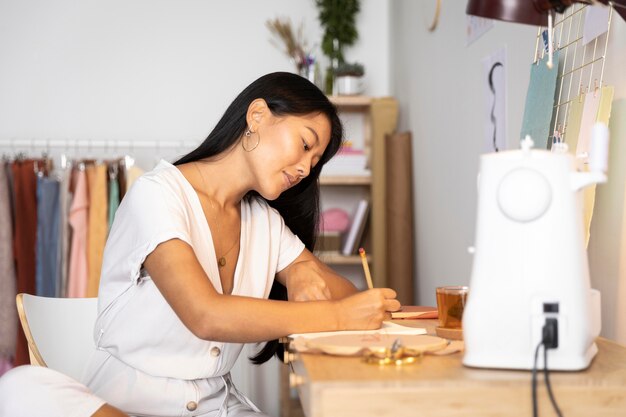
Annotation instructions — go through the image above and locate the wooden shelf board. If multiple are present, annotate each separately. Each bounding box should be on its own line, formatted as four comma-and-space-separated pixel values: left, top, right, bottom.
316, 252, 371, 265
320, 175, 371, 185
328, 95, 372, 107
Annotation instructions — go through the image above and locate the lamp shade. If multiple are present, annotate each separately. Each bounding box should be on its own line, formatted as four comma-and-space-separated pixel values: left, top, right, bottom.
467, 0, 626, 25
466, 0, 549, 26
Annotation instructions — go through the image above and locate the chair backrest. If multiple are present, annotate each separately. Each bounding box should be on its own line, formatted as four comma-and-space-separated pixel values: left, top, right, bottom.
16, 293, 98, 381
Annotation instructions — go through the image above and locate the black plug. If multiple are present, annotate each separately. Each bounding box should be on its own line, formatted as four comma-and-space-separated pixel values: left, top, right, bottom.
542, 318, 559, 349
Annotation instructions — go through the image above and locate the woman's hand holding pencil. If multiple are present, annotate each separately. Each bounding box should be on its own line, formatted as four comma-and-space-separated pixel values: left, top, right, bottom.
327, 247, 401, 330
333, 288, 401, 330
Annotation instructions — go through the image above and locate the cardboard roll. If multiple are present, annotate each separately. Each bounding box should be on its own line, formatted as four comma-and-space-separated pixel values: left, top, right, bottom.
304, 333, 448, 356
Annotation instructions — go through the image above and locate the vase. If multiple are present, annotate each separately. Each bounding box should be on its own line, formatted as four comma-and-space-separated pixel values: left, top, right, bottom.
335, 75, 364, 95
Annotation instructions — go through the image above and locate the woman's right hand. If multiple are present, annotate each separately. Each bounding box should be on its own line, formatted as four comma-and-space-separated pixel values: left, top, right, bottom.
334, 288, 401, 330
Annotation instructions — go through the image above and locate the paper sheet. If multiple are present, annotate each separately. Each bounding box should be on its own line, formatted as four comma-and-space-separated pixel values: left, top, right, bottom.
597, 86, 614, 125
482, 47, 507, 152
520, 51, 560, 149
575, 91, 602, 161
289, 321, 426, 340
563, 93, 585, 150
466, 15, 494, 46
583, 5, 610, 45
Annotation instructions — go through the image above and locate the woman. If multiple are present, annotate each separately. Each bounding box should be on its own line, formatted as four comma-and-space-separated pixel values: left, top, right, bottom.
0, 72, 400, 417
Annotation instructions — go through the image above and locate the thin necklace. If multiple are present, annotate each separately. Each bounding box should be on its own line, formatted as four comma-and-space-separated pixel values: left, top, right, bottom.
193, 162, 239, 268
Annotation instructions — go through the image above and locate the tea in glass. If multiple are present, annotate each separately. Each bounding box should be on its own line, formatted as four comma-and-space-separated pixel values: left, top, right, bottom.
436, 286, 469, 329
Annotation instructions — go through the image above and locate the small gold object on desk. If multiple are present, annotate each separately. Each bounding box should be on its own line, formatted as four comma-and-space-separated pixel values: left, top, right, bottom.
363, 339, 422, 366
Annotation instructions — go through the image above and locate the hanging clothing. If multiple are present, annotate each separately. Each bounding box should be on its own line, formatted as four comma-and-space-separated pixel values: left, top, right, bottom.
125, 164, 144, 193
0, 357, 12, 377
36, 175, 60, 298
0, 161, 17, 362
58, 165, 72, 298
86, 163, 107, 297
107, 167, 119, 233
4, 162, 15, 230
68, 168, 89, 298
116, 160, 127, 200
11, 160, 38, 366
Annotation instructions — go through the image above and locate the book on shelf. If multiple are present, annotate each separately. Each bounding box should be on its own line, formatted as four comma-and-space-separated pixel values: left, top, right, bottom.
341, 199, 370, 255
322, 145, 369, 177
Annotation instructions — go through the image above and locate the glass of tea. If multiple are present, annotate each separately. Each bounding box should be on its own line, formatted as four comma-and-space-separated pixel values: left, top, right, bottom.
436, 286, 469, 329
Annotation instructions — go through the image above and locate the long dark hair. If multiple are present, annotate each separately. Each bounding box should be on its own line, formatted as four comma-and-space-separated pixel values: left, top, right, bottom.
174, 72, 343, 364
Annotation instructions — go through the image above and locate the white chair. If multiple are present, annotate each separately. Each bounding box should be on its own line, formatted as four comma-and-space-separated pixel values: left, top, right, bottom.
16, 293, 98, 382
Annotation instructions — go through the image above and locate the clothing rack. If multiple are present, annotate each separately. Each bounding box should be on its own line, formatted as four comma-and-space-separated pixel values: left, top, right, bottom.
0, 139, 199, 170
0, 139, 198, 153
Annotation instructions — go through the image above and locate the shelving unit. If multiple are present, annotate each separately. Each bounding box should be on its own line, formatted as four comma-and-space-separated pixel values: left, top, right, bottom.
318, 95, 399, 288
317, 252, 371, 265
319, 175, 371, 186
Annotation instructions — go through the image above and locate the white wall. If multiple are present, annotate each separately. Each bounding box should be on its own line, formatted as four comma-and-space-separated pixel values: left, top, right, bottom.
0, 0, 390, 145
390, 1, 626, 344
390, 1, 537, 302
0, 1, 390, 416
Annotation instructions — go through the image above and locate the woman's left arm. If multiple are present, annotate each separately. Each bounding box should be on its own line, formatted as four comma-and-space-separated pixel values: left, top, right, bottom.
276, 249, 359, 301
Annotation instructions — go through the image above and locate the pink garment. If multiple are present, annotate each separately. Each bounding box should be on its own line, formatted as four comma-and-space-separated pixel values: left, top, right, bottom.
67, 169, 89, 298
0, 357, 12, 377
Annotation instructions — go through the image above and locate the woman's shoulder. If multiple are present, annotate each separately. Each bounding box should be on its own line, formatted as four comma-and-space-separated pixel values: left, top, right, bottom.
129, 160, 189, 199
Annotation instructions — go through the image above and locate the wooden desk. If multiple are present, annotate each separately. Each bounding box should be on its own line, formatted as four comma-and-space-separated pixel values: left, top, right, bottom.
287, 320, 626, 417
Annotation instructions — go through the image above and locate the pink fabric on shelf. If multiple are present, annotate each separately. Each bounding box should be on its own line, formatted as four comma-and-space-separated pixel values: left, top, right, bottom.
68, 169, 89, 298
320, 208, 350, 232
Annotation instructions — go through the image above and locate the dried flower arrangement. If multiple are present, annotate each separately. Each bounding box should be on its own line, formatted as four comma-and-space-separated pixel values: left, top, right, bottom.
266, 17, 313, 74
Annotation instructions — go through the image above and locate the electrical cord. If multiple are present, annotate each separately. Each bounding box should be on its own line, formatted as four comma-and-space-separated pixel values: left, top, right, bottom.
543, 343, 563, 417
532, 341, 541, 417
532, 320, 564, 417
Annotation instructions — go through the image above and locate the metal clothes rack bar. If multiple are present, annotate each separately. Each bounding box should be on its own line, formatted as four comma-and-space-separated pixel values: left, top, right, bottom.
0, 139, 198, 152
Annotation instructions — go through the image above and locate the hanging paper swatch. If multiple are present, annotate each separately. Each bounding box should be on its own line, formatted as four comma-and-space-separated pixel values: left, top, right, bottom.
520, 50, 560, 149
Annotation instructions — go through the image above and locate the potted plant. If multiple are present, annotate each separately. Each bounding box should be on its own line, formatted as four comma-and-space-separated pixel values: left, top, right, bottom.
315, 0, 361, 94
334, 62, 364, 95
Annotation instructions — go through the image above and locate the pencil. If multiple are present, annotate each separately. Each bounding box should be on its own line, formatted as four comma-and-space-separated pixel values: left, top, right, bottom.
358, 247, 374, 290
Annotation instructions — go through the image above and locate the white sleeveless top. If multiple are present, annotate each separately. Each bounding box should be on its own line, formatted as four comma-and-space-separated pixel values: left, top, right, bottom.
93, 160, 305, 380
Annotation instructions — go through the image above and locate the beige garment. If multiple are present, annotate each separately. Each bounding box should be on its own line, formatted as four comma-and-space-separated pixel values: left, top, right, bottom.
86, 163, 108, 297
126, 165, 144, 192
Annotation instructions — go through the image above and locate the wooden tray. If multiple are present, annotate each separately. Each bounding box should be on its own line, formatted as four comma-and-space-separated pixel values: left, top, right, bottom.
304, 334, 448, 356
435, 326, 463, 340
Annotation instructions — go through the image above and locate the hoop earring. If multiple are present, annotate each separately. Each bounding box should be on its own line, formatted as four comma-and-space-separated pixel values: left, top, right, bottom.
242, 128, 260, 152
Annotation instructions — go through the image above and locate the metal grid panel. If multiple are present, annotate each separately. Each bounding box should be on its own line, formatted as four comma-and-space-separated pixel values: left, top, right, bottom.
533, 4, 614, 147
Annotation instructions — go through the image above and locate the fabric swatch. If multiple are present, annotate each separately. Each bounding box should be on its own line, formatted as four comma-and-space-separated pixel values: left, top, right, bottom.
520, 50, 560, 149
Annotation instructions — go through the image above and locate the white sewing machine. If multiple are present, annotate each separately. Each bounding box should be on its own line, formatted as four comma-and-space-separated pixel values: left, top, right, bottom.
463, 126, 609, 371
